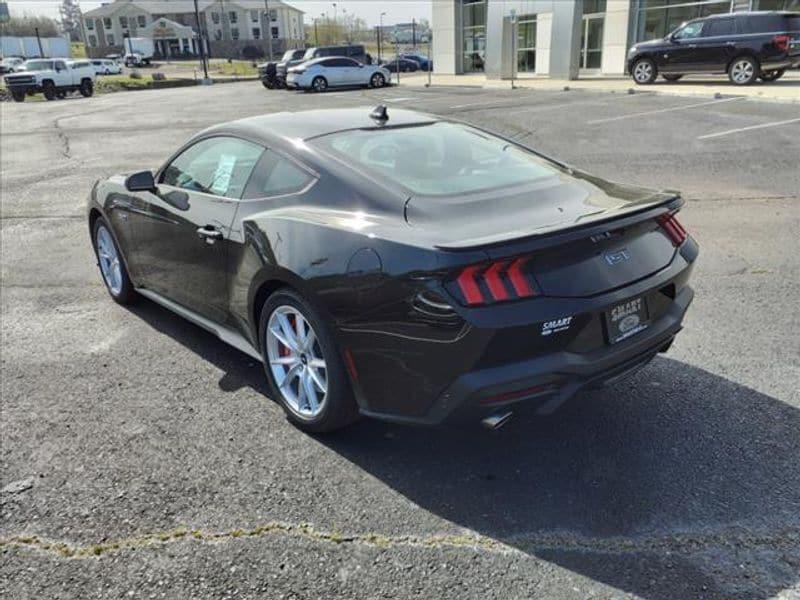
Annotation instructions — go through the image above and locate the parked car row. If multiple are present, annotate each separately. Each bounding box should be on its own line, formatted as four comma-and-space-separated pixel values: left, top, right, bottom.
628, 11, 800, 85
258, 44, 432, 92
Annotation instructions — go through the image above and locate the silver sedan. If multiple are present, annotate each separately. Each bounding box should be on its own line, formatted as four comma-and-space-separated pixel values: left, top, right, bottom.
286, 57, 390, 92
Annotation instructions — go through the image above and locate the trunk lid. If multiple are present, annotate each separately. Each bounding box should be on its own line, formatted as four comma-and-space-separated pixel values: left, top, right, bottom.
406, 170, 681, 298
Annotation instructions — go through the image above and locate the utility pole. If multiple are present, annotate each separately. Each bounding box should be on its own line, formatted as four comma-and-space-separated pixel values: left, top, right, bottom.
412, 19, 416, 49
34, 27, 44, 57
193, 0, 209, 82
263, 0, 273, 61
314, 18, 319, 46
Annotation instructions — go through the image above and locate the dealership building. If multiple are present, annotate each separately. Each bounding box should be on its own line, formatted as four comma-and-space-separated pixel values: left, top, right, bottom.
432, 0, 799, 79
82, 0, 304, 59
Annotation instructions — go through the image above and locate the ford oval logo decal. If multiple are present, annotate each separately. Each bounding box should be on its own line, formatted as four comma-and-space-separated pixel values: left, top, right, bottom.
605, 249, 630, 266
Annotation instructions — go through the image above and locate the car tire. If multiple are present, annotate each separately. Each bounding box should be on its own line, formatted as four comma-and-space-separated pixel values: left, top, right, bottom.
312, 76, 328, 92
631, 58, 657, 84
11, 90, 25, 102
662, 74, 683, 82
370, 72, 386, 88
259, 288, 359, 433
80, 79, 94, 97
759, 69, 785, 82
728, 56, 759, 85
92, 217, 137, 305
42, 81, 56, 101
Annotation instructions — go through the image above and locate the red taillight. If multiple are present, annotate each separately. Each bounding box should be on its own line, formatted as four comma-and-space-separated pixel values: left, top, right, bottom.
452, 258, 537, 306
773, 34, 790, 52
658, 213, 688, 246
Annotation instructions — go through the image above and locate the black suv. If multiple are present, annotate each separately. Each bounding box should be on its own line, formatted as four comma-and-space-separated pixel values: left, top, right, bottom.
628, 11, 800, 85
259, 49, 305, 89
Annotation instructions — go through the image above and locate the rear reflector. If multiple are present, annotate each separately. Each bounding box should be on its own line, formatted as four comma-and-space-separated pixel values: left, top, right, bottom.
657, 213, 687, 246
451, 257, 537, 306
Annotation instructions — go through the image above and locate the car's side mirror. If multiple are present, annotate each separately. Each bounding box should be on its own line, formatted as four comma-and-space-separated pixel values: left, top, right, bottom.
125, 170, 156, 192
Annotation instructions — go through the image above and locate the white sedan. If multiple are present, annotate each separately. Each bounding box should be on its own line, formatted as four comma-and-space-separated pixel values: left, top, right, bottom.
91, 59, 123, 75
286, 57, 390, 92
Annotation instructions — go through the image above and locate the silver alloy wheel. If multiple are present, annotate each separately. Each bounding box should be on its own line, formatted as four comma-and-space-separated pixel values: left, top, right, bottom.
313, 77, 327, 92
633, 61, 653, 83
96, 225, 123, 295
371, 73, 384, 88
731, 59, 754, 84
266, 305, 328, 418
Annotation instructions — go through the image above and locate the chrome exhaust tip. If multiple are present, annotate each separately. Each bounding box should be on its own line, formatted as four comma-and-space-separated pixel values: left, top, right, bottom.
482, 411, 513, 430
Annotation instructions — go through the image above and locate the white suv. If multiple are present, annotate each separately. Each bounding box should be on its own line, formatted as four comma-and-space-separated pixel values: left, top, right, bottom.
4, 58, 96, 102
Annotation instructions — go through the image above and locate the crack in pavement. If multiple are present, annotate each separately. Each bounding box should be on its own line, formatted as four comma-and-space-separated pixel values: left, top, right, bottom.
53, 118, 71, 159
2, 522, 798, 561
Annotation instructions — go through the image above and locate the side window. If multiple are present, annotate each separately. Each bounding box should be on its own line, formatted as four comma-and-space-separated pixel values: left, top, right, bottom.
243, 151, 314, 199
674, 21, 704, 40
161, 137, 265, 199
55, 60, 67, 70
704, 18, 735, 37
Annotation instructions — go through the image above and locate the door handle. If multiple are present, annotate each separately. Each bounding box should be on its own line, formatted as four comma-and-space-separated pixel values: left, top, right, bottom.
197, 226, 223, 244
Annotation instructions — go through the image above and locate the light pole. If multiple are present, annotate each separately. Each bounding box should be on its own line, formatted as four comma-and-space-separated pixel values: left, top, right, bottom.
193, 0, 209, 81
342, 8, 348, 43
321, 12, 327, 45
378, 12, 386, 62
314, 17, 319, 46
332, 3, 337, 44
263, 0, 273, 61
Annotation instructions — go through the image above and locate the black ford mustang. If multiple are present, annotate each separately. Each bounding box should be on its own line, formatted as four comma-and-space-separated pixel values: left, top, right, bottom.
87, 106, 698, 432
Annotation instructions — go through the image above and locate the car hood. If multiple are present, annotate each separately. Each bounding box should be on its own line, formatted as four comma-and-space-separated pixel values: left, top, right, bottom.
632, 38, 668, 50
404, 169, 677, 250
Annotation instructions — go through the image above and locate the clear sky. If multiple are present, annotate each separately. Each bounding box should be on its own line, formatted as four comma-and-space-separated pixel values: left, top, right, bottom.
5, 0, 432, 26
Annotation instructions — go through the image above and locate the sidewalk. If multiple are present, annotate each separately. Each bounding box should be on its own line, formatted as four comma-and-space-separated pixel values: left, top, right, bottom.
398, 71, 800, 103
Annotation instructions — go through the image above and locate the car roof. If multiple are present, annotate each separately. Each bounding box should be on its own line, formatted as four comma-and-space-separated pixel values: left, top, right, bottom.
199, 107, 439, 146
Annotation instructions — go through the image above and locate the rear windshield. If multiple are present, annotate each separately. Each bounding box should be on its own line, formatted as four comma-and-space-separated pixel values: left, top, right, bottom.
312, 122, 560, 197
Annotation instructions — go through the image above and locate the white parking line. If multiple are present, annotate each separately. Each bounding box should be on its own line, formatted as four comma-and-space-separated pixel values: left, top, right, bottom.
383, 97, 418, 103
697, 117, 800, 140
587, 96, 746, 124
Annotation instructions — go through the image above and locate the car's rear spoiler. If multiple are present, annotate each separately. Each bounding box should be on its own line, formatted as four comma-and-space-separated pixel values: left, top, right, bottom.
434, 195, 683, 253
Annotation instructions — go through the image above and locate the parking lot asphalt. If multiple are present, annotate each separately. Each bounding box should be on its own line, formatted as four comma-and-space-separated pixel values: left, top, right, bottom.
1, 83, 799, 599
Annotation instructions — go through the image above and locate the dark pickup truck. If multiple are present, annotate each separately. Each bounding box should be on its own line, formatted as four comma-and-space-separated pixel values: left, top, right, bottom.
628, 11, 800, 85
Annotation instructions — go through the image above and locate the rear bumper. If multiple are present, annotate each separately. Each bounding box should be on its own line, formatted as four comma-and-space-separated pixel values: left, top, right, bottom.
361, 285, 693, 426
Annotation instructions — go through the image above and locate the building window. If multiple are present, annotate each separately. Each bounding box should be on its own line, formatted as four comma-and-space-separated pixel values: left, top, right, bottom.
754, 0, 800, 8
270, 9, 277, 22
634, 0, 731, 42
86, 18, 94, 30
107, 34, 115, 46
214, 29, 223, 40
138, 15, 146, 27
88, 34, 97, 47
211, 12, 220, 25
461, 0, 486, 73
251, 9, 259, 22
516, 15, 536, 73
231, 27, 240, 40
271, 26, 279, 39
103, 17, 112, 29
252, 27, 261, 39
583, 0, 607, 15
119, 16, 128, 28
229, 11, 238, 24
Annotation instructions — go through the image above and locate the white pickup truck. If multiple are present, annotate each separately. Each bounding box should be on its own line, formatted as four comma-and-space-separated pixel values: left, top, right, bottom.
3, 58, 96, 102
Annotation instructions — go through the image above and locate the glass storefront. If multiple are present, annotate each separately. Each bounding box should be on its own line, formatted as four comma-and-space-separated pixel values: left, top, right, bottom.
753, 0, 800, 8
634, 0, 732, 42
462, 0, 486, 72
517, 15, 537, 73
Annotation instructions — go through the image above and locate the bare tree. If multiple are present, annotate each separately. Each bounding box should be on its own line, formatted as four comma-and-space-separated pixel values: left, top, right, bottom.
59, 0, 84, 42
0, 15, 60, 37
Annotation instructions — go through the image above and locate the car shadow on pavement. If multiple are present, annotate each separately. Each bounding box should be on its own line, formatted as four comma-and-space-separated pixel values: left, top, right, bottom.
318, 357, 800, 600
128, 300, 799, 599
